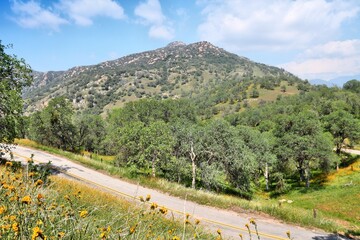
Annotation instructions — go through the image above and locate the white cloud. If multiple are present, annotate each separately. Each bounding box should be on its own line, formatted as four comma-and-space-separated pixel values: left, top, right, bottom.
134, 0, 164, 25
57, 0, 125, 26
197, 0, 360, 51
302, 40, 360, 59
10, 0, 125, 30
280, 40, 360, 80
149, 25, 174, 40
11, 0, 68, 31
134, 0, 174, 40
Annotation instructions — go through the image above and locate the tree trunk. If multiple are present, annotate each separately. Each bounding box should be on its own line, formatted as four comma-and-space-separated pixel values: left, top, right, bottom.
152, 153, 157, 177
299, 168, 304, 183
192, 159, 196, 189
305, 168, 310, 188
336, 146, 341, 155
264, 162, 269, 191
190, 142, 196, 189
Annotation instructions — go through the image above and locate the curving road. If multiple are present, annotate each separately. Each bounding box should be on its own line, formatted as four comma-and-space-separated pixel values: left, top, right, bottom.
4, 145, 348, 240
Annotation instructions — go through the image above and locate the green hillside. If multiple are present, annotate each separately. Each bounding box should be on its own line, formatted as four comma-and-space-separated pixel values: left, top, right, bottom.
23, 41, 304, 115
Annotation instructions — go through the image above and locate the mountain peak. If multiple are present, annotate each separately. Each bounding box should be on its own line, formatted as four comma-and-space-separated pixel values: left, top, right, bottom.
166, 41, 187, 48
26, 40, 301, 114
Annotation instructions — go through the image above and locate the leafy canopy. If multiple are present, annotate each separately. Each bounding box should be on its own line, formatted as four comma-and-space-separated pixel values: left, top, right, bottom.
0, 41, 32, 146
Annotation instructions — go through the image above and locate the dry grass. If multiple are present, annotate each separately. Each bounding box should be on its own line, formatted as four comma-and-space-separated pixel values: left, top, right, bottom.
0, 161, 214, 239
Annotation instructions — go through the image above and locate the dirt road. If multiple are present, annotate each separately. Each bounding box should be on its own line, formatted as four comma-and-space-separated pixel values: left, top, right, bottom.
4, 146, 348, 240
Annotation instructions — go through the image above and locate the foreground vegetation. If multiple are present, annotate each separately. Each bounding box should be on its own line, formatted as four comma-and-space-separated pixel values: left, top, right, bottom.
0, 160, 218, 239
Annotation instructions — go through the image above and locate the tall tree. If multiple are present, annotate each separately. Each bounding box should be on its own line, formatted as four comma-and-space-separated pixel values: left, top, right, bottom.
275, 110, 335, 187
324, 110, 360, 155
112, 121, 145, 166
0, 41, 32, 149
172, 121, 205, 189
140, 121, 174, 177
29, 97, 77, 151
75, 114, 106, 152
202, 120, 256, 193
237, 126, 276, 191
343, 79, 360, 94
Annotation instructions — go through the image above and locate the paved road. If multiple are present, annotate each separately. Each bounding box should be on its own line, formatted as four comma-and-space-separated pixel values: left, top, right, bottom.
344, 149, 360, 155
4, 146, 348, 240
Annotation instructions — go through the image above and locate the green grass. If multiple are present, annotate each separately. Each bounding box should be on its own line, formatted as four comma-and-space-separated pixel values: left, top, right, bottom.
248, 81, 299, 108
15, 139, 360, 236
280, 159, 360, 234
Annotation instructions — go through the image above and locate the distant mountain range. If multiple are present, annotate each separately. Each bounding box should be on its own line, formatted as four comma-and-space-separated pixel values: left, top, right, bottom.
310, 75, 360, 87
23, 41, 303, 115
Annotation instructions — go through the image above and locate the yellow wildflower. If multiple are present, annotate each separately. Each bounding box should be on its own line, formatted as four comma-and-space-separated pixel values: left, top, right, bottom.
150, 202, 158, 210
32, 226, 45, 240
286, 230, 291, 239
99, 226, 111, 239
159, 206, 167, 214
9, 215, 16, 221
34, 179, 43, 186
139, 196, 145, 202
58, 232, 65, 238
99, 232, 106, 239
195, 219, 200, 225
129, 224, 137, 234
5, 161, 13, 167
172, 236, 180, 240
21, 195, 32, 205
146, 194, 151, 201
12, 222, 19, 233
79, 210, 88, 218
10, 196, 19, 202
217, 229, 222, 235
250, 218, 256, 225
0, 206, 6, 214
2, 224, 11, 230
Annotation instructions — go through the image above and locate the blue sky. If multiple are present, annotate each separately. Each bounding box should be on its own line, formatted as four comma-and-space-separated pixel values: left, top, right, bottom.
1, 0, 360, 81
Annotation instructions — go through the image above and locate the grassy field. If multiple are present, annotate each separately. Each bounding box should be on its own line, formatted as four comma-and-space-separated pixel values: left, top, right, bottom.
14, 139, 360, 236
248, 81, 299, 108
0, 162, 215, 239
281, 158, 360, 233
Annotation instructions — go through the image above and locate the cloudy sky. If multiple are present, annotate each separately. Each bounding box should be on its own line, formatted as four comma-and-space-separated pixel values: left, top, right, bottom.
1, 0, 360, 81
